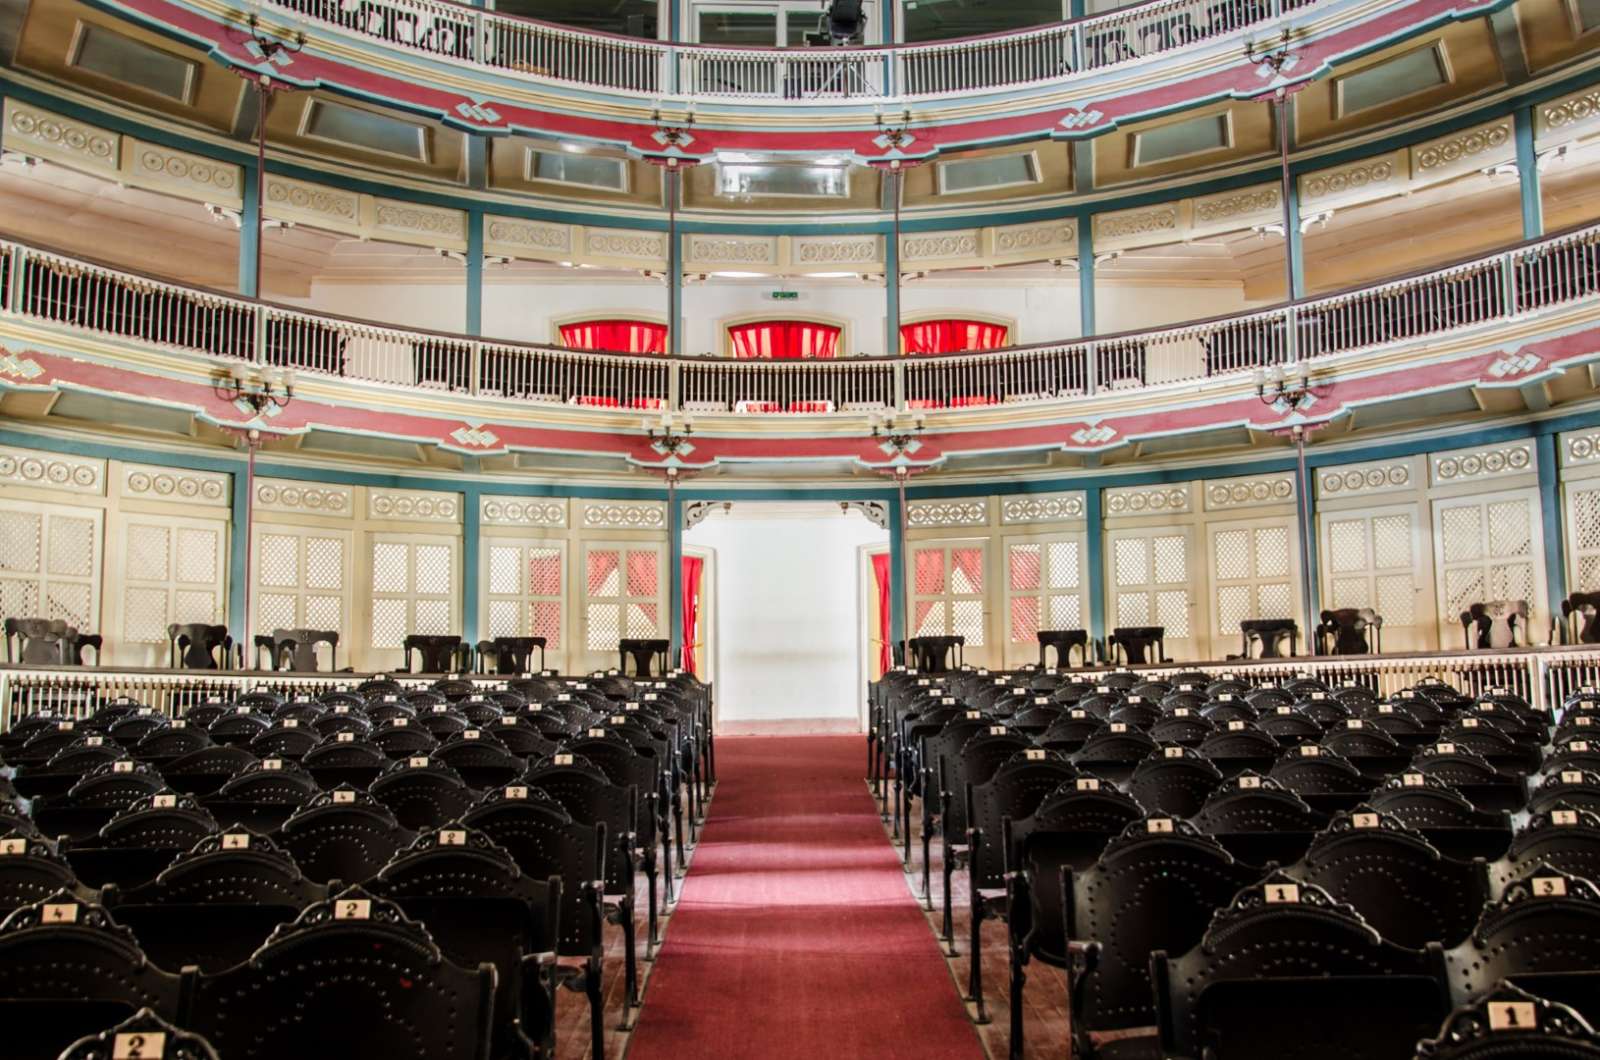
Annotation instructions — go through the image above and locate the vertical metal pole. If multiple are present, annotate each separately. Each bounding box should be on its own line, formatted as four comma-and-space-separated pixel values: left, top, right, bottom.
1296, 426, 1317, 656
667, 469, 680, 662
890, 165, 902, 357
255, 83, 269, 301
898, 468, 911, 665
1275, 91, 1300, 349
667, 164, 682, 357
242, 432, 258, 668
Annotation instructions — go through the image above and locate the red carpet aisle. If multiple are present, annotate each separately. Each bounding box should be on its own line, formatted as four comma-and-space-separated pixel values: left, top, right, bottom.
627, 735, 985, 1060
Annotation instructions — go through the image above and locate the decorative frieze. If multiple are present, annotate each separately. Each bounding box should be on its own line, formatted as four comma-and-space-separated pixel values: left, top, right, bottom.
368, 488, 462, 523
1105, 483, 1191, 516
127, 140, 242, 208
373, 199, 468, 250
253, 480, 353, 517
583, 501, 666, 529
1538, 86, 1600, 141
1191, 184, 1280, 236
0, 446, 105, 496
1000, 492, 1086, 524
1429, 441, 1535, 486
900, 231, 979, 263
1093, 205, 1179, 247
906, 499, 987, 528
484, 215, 572, 257
1563, 430, 1600, 467
122, 464, 228, 508
686, 234, 777, 267
791, 234, 880, 266
1203, 473, 1294, 511
1410, 120, 1512, 182
585, 229, 666, 263
480, 496, 566, 528
990, 220, 1076, 262
1316, 459, 1414, 498
4, 101, 119, 176
1299, 151, 1405, 210
264, 175, 361, 234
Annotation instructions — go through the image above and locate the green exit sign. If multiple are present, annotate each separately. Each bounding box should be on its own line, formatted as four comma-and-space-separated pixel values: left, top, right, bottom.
770, 290, 799, 300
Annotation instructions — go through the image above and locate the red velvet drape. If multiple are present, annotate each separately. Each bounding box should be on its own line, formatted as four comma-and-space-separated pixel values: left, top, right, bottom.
728, 320, 841, 359
681, 555, 704, 676
870, 552, 891, 675
560, 319, 668, 354
900, 318, 1009, 355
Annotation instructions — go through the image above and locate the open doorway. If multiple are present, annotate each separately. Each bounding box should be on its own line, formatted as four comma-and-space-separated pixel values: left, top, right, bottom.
684, 501, 888, 733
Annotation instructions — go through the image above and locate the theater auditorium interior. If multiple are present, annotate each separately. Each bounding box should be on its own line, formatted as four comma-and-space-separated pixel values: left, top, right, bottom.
3, 0, 1600, 1054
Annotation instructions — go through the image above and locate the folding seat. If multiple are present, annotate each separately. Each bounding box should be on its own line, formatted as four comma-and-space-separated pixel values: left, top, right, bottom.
418, 708, 473, 741
279, 786, 414, 886
1152, 872, 1452, 1060
372, 722, 440, 759
1488, 805, 1600, 897
1321, 719, 1411, 780
1285, 676, 1331, 696
1297, 695, 1355, 728
907, 714, 995, 895
1099, 671, 1143, 692
936, 726, 1032, 954
1160, 690, 1208, 714
1130, 680, 1172, 700
1068, 727, 1156, 787
372, 823, 563, 1059
367, 698, 419, 726
1127, 746, 1224, 817
1052, 817, 1257, 1060
1038, 710, 1107, 755
1268, 746, 1375, 814
1006, 699, 1064, 737
271, 696, 327, 725
204, 710, 270, 748
433, 728, 524, 789
1552, 736, 1600, 774
313, 708, 374, 739
1445, 865, 1600, 1024
1168, 672, 1213, 688
1051, 680, 1097, 703
1256, 705, 1325, 749
1245, 686, 1294, 711
1292, 806, 1491, 948
1368, 772, 1515, 861
1529, 769, 1600, 815
1332, 682, 1381, 710
246, 720, 319, 760
526, 756, 642, 1015
1441, 717, 1543, 775
58, 1007, 221, 1058
486, 689, 527, 713
370, 756, 476, 830
0, 832, 98, 913
187, 885, 494, 1060
432, 677, 479, 701
1190, 772, 1327, 866
1196, 723, 1280, 779
1411, 982, 1600, 1059
1362, 702, 1438, 748
201, 757, 319, 833
456, 696, 505, 726
107, 712, 168, 746
567, 732, 676, 920
64, 789, 218, 889
319, 689, 367, 712
1412, 743, 1529, 811
180, 703, 229, 729
0, 892, 188, 1060
1556, 712, 1600, 746
110, 828, 326, 972
1148, 709, 1214, 747
13, 739, 125, 799
1108, 698, 1161, 730
303, 734, 388, 788
1204, 678, 1251, 698
1075, 690, 1125, 718
129, 723, 213, 766
1389, 691, 1452, 729
33, 760, 168, 842
1466, 698, 1549, 742
463, 787, 609, 1060
1201, 699, 1260, 726
3, 712, 73, 754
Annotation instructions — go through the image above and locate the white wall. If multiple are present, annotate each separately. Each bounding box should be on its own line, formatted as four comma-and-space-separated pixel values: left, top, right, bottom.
685, 507, 887, 725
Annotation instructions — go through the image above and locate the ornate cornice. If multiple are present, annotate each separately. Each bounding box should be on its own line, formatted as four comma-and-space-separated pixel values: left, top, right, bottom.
0, 446, 104, 496
480, 495, 567, 528
1411, 119, 1512, 179
128, 139, 242, 208
123, 463, 228, 507
373, 199, 468, 251
1564, 430, 1600, 467
792, 235, 880, 265
586, 229, 666, 263
1094, 204, 1178, 242
264, 175, 361, 232
991, 220, 1076, 261
1000, 491, 1086, 524
901, 231, 980, 263
1300, 152, 1403, 207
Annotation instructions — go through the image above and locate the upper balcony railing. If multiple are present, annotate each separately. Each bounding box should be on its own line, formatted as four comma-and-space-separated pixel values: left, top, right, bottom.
260, 0, 1319, 102
2, 223, 1598, 418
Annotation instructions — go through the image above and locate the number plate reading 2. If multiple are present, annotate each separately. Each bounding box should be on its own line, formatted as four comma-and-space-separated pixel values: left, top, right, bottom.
113, 1031, 166, 1059
335, 899, 372, 920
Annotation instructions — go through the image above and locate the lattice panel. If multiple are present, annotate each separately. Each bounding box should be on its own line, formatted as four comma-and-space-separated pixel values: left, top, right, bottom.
125, 525, 171, 582
626, 602, 659, 638
587, 603, 620, 650
1047, 542, 1080, 589
529, 549, 561, 596
304, 594, 342, 631
258, 593, 297, 633
1444, 568, 1486, 616
371, 598, 408, 650
1576, 488, 1600, 551
1153, 536, 1186, 584
1216, 584, 1251, 635
1257, 582, 1292, 619
1255, 527, 1289, 578
1372, 514, 1412, 569
1440, 507, 1484, 564
259, 535, 299, 588
47, 583, 92, 630
1489, 562, 1534, 604
0, 511, 40, 573
952, 600, 985, 645
123, 586, 169, 644
1009, 544, 1041, 592
1114, 539, 1148, 588
1117, 594, 1150, 626
1487, 500, 1532, 558
625, 551, 658, 598
0, 579, 38, 618
1213, 530, 1250, 581
1328, 520, 1368, 574
1156, 590, 1190, 637
1375, 574, 1414, 625
305, 538, 344, 590
588, 551, 620, 597
48, 516, 95, 578
415, 545, 452, 595
1009, 595, 1040, 642
532, 601, 561, 648
1049, 595, 1082, 629
371, 543, 409, 593
914, 549, 946, 596
488, 599, 520, 638
488, 547, 521, 595
1331, 577, 1368, 610
951, 549, 984, 594
914, 600, 943, 637
414, 599, 451, 635
173, 590, 216, 625
176, 528, 218, 585
1582, 556, 1600, 593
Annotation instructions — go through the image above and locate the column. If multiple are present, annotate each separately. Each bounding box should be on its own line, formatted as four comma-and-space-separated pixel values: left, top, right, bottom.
1537, 432, 1567, 619
1085, 486, 1105, 648
889, 492, 906, 646
1077, 222, 1095, 338
466, 208, 484, 337
668, 488, 683, 662
1516, 105, 1543, 240
461, 486, 481, 643
239, 160, 261, 298
229, 465, 250, 641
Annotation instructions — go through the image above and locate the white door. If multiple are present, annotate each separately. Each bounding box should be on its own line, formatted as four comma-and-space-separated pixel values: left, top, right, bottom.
908, 540, 990, 667
1003, 534, 1089, 668
581, 543, 665, 672
481, 538, 567, 673
1106, 526, 1198, 660
1319, 503, 1428, 651
1431, 489, 1546, 647
1207, 517, 1298, 657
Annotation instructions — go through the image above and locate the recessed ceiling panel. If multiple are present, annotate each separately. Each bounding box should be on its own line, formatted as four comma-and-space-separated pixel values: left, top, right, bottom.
1335, 44, 1449, 118
1132, 114, 1231, 166
70, 23, 195, 103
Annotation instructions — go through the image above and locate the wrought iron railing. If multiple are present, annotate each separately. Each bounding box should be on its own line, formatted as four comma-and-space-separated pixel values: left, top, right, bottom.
2, 223, 1599, 417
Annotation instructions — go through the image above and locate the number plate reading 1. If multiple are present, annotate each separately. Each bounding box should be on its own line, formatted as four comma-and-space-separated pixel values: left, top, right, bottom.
1403, 773, 1425, 786
1300, 746, 1320, 757
153, 794, 177, 808
1487, 1002, 1537, 1033
1147, 818, 1174, 833
1572, 741, 1591, 752
1561, 770, 1586, 783
554, 754, 574, 766
1532, 876, 1568, 897
1436, 743, 1456, 754
439, 830, 466, 846
1164, 747, 1184, 758
1352, 813, 1379, 829
1264, 884, 1300, 904
222, 834, 250, 850
335, 900, 372, 920
1075, 778, 1100, 791
1025, 749, 1046, 761
333, 790, 356, 804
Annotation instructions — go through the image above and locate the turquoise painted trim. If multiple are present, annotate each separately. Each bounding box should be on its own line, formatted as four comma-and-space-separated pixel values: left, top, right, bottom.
466, 209, 485, 338
1538, 432, 1567, 613
1078, 224, 1095, 338
1297, 452, 1319, 621
466, 135, 488, 191
229, 466, 249, 638
1516, 106, 1544, 240
1285, 177, 1305, 301
1086, 486, 1104, 645
239, 161, 260, 299
462, 485, 481, 642
889, 492, 905, 646
885, 212, 900, 356
1069, 0, 1087, 18
668, 491, 682, 660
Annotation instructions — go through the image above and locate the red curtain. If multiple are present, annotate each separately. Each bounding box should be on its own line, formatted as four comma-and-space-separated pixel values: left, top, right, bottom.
681, 555, 704, 676
900, 319, 1009, 355
560, 319, 668, 354
728, 320, 841, 359
870, 552, 891, 675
